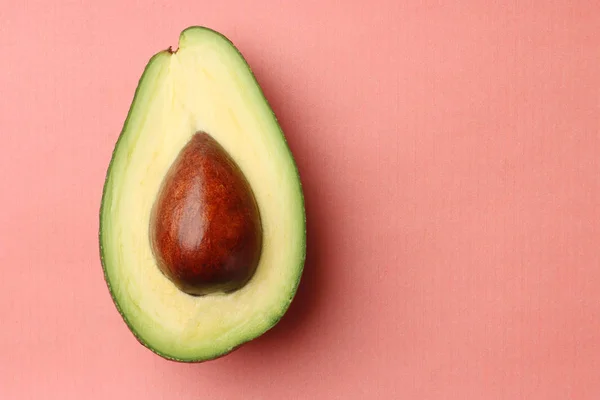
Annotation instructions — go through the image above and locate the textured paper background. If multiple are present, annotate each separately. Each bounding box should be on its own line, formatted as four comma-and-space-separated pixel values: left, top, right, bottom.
1, 1, 599, 399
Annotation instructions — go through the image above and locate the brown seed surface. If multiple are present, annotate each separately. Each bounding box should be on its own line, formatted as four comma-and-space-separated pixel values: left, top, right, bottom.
149, 132, 262, 296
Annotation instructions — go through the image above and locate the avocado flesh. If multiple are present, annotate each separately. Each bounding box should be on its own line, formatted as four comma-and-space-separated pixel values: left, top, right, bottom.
99, 27, 306, 362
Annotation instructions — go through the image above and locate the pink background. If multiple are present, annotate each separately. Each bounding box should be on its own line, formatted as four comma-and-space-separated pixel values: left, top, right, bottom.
1, 1, 600, 399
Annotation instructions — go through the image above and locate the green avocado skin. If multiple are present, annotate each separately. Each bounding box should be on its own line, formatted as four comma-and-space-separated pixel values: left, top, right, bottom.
98, 26, 306, 363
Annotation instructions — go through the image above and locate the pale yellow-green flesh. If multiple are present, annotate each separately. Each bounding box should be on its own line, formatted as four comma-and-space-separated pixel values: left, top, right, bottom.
101, 28, 305, 361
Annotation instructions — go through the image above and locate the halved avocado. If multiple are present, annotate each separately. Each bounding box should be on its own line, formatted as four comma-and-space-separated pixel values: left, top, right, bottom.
99, 26, 306, 362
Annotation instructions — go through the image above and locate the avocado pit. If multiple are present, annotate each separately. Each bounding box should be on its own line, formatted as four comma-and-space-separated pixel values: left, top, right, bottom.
149, 132, 262, 296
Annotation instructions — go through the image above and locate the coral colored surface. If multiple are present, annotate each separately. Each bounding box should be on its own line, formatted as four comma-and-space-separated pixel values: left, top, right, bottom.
1, 1, 600, 399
